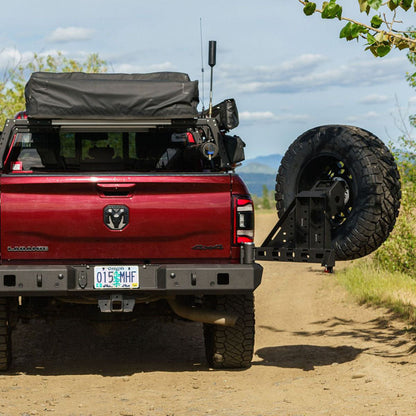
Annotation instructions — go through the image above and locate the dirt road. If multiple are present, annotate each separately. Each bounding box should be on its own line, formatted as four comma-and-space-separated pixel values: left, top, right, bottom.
1, 212, 416, 416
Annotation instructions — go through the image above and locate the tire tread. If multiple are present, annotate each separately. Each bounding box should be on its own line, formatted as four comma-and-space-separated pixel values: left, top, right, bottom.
203, 294, 255, 369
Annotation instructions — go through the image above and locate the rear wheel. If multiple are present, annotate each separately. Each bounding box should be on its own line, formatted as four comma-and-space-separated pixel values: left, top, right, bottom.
203, 294, 255, 369
276, 125, 401, 260
0, 298, 13, 371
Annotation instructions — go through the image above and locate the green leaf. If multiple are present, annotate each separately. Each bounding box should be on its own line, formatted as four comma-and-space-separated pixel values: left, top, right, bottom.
388, 0, 400, 10
340, 22, 352, 39
351, 25, 361, 39
371, 15, 383, 28
358, 0, 370, 13
374, 31, 386, 42
396, 40, 410, 50
303, 2, 317, 15
368, 44, 379, 57
401, 0, 412, 10
322, 1, 342, 18
340, 22, 367, 41
336, 5, 343, 19
368, 0, 383, 8
376, 44, 391, 57
321, 2, 330, 18
367, 33, 377, 45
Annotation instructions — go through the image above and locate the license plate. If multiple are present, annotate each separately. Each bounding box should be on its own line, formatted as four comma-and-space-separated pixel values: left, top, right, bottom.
94, 266, 139, 289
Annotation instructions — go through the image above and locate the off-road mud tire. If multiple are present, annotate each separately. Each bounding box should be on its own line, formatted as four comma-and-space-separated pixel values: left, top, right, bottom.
203, 293, 255, 369
0, 298, 12, 371
275, 125, 401, 260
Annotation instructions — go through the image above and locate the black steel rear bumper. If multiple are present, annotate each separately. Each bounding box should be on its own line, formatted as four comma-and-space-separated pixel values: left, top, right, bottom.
0, 263, 263, 297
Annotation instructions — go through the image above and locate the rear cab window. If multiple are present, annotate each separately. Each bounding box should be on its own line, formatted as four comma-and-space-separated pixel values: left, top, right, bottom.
3, 127, 209, 174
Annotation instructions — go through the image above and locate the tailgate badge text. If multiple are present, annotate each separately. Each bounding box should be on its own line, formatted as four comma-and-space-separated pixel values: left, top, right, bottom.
8, 246, 49, 252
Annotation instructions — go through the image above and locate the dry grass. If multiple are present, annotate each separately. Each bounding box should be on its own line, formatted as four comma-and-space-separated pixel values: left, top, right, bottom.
337, 259, 416, 323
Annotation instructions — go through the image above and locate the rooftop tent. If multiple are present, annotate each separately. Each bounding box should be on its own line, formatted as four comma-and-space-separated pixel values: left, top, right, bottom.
25, 72, 199, 119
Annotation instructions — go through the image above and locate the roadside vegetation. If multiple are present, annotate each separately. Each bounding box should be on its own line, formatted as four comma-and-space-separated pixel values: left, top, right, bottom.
252, 185, 275, 211
337, 128, 416, 322
337, 261, 416, 322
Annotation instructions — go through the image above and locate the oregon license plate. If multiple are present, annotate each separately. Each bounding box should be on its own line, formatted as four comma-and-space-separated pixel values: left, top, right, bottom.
94, 266, 139, 289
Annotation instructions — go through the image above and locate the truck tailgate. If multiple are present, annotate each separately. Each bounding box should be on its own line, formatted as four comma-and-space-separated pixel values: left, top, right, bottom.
0, 174, 233, 263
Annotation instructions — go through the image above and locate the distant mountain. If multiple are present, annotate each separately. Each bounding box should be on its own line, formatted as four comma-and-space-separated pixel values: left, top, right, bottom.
244, 154, 283, 170
238, 162, 275, 174
236, 153, 282, 196
237, 172, 276, 196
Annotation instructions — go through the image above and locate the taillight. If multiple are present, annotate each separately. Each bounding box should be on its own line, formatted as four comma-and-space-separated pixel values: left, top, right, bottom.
234, 196, 254, 244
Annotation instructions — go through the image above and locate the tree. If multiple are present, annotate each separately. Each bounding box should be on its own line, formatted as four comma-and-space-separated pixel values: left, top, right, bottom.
299, 0, 416, 57
407, 41, 416, 86
262, 185, 271, 210
0, 52, 107, 126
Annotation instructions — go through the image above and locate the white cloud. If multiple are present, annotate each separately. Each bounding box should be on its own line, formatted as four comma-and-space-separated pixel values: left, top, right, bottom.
112, 62, 175, 73
364, 111, 380, 119
277, 113, 311, 123
47, 27, 94, 43
359, 94, 389, 104
218, 54, 326, 92
240, 110, 310, 123
346, 110, 381, 123
409, 96, 416, 105
240, 111, 275, 121
217, 55, 408, 96
0, 48, 33, 69
254, 54, 327, 75
0, 48, 86, 73
346, 115, 359, 123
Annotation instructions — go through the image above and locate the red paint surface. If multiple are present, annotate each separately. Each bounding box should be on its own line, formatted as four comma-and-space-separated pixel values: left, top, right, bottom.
0, 173, 250, 264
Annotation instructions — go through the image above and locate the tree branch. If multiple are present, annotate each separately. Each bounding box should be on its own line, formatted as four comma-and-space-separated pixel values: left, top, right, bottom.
298, 0, 416, 46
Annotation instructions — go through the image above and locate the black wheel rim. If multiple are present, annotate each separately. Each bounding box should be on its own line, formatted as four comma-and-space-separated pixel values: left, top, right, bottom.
296, 155, 354, 230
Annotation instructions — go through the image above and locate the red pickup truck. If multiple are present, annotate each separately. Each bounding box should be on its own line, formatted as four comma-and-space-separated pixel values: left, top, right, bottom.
0, 72, 263, 370
0, 72, 400, 371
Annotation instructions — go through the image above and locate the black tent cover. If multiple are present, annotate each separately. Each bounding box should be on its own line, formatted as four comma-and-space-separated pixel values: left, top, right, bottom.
25, 72, 199, 119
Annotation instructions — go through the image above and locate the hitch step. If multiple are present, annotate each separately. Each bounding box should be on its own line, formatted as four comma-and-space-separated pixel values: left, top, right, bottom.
255, 247, 335, 269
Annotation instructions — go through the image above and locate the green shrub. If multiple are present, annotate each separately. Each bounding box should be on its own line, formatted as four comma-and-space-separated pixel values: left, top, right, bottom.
373, 138, 416, 277
252, 185, 275, 211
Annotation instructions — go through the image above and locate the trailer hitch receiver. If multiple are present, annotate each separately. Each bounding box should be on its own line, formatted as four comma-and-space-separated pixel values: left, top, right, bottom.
98, 295, 135, 313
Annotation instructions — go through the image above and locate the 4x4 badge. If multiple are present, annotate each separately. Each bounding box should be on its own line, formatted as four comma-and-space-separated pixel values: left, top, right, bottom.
104, 205, 129, 230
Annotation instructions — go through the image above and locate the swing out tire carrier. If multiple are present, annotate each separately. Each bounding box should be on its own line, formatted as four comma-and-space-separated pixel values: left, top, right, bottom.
0, 72, 401, 371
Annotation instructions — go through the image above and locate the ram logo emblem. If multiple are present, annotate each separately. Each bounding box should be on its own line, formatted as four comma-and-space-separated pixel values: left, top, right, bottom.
104, 205, 129, 230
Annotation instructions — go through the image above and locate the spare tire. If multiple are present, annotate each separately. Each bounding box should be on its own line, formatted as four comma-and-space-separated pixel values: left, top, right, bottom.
275, 125, 401, 260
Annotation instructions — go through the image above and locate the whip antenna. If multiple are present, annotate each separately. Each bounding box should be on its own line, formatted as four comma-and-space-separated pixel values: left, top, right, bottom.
199, 18, 206, 113
208, 40, 216, 118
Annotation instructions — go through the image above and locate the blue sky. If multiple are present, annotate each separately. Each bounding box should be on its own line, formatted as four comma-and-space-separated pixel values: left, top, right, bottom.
1, 0, 415, 159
